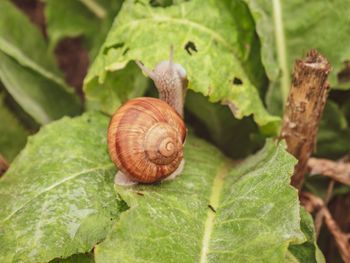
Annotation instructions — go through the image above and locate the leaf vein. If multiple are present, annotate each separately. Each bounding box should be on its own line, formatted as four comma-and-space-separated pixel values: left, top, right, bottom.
1, 164, 114, 223
199, 160, 233, 263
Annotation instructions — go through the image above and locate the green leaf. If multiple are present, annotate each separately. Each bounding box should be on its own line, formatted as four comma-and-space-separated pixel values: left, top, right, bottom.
45, 0, 122, 58
0, 1, 81, 124
84, 0, 280, 128
0, 112, 321, 262
95, 139, 305, 262
244, 0, 350, 107
0, 93, 29, 161
288, 208, 325, 263
0, 51, 82, 124
0, 112, 124, 262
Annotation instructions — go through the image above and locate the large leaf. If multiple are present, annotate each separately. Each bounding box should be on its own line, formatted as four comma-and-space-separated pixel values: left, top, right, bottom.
244, 0, 350, 107
84, 0, 279, 128
0, 111, 322, 262
45, 0, 122, 58
0, 112, 124, 262
95, 139, 305, 262
0, 1, 81, 124
0, 93, 29, 161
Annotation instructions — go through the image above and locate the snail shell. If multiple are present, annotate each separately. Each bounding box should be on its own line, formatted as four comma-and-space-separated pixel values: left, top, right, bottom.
107, 97, 186, 184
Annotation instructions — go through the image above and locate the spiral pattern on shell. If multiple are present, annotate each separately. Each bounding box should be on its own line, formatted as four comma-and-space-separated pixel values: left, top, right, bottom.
107, 97, 186, 183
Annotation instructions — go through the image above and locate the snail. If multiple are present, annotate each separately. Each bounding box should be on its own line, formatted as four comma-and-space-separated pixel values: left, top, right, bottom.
107, 47, 188, 185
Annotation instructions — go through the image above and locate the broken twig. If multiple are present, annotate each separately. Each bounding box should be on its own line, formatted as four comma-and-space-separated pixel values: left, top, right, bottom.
301, 192, 350, 263
280, 49, 331, 189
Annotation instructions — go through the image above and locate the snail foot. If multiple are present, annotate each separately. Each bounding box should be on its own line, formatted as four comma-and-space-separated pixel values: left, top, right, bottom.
163, 159, 185, 181
114, 171, 138, 186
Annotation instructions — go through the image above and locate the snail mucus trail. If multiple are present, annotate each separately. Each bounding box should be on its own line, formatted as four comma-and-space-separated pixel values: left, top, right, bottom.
108, 47, 188, 186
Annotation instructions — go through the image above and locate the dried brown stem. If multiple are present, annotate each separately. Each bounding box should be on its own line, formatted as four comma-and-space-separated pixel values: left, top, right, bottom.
308, 157, 350, 186
0, 154, 9, 178
280, 49, 331, 189
325, 180, 335, 204
301, 192, 350, 262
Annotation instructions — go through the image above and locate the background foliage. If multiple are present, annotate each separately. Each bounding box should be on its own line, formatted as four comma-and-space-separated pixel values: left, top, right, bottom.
0, 0, 349, 262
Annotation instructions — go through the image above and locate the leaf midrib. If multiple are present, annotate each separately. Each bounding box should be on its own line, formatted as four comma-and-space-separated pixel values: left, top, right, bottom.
1, 163, 114, 224
200, 160, 233, 263
272, 0, 289, 103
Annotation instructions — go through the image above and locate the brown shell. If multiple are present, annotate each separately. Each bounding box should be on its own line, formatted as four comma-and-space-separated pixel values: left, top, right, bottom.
107, 97, 186, 183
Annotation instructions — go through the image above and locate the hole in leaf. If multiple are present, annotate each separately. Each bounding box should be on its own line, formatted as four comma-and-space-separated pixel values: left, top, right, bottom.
103, 42, 124, 55
149, 0, 173, 7
123, 47, 130, 55
184, 41, 198, 55
232, 77, 243, 85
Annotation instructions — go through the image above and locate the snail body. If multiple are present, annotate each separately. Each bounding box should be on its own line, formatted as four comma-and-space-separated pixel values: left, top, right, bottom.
108, 47, 188, 185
